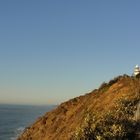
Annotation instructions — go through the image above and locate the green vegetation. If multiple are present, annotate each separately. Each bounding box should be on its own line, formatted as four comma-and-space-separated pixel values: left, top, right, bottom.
98, 75, 129, 93
72, 92, 140, 140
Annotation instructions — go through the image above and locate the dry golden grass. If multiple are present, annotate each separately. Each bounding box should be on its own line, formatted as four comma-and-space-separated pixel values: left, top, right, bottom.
18, 75, 140, 140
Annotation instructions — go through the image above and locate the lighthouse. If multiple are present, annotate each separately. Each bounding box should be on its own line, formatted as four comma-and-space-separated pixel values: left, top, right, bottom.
134, 65, 140, 77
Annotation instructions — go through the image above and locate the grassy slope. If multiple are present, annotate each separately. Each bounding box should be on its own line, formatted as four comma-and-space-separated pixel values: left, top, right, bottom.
18, 75, 140, 140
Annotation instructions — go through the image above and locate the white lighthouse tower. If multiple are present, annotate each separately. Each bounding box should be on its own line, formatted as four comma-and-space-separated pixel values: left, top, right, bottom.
134, 65, 140, 77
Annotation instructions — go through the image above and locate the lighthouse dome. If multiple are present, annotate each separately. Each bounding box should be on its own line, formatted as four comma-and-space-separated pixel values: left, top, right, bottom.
134, 65, 140, 77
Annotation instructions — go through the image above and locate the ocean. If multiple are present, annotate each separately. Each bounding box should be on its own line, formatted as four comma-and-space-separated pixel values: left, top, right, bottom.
0, 104, 56, 140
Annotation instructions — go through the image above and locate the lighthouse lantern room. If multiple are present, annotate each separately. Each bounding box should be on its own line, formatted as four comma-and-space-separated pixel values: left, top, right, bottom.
134, 65, 140, 77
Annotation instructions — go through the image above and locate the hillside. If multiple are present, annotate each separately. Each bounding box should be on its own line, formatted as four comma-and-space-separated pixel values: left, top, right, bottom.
18, 75, 140, 140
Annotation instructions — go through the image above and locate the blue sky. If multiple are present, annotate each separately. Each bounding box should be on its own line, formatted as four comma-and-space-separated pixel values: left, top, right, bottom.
0, 0, 140, 105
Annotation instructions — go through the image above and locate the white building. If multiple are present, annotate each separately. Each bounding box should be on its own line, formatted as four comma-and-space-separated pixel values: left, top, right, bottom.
134, 65, 140, 76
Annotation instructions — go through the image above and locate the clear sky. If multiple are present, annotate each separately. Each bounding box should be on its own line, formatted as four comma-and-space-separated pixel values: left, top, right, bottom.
0, 0, 140, 105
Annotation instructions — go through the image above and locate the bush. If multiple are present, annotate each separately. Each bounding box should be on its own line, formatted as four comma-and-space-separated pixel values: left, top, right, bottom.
72, 93, 140, 140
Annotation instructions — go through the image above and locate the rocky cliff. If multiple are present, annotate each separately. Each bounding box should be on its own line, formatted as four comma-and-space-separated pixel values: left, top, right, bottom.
18, 75, 140, 140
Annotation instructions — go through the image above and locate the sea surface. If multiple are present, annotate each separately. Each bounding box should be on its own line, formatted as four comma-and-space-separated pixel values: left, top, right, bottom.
0, 104, 56, 140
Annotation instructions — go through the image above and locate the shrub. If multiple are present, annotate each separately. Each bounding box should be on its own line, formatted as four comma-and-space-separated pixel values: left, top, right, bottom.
72, 93, 140, 140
